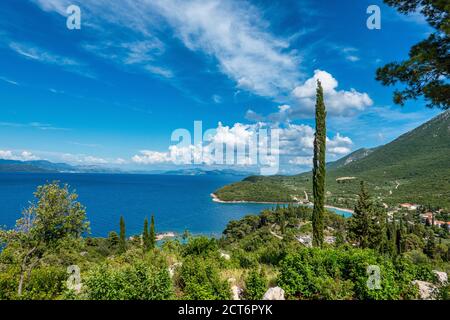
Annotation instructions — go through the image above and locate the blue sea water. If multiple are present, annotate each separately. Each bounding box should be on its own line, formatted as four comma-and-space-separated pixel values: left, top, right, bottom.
0, 173, 351, 237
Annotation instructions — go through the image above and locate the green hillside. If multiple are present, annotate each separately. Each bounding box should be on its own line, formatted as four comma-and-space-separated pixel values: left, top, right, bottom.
215, 110, 450, 210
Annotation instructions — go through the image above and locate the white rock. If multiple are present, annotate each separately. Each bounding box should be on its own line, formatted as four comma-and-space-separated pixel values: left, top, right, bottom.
220, 252, 231, 260
231, 285, 242, 300
412, 280, 438, 300
168, 262, 182, 278
433, 270, 448, 285
296, 235, 312, 247
324, 236, 336, 244
262, 287, 285, 300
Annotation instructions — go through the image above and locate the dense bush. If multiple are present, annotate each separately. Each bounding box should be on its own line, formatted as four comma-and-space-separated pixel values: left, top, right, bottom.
244, 269, 267, 300
85, 262, 173, 300
277, 248, 426, 300
178, 257, 230, 300
182, 236, 218, 257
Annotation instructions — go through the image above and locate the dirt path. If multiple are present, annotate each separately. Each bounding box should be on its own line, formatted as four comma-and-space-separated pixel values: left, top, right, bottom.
303, 191, 309, 202
269, 223, 284, 240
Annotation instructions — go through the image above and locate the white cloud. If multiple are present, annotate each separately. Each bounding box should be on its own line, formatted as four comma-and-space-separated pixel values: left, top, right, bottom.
82, 39, 164, 65
278, 124, 352, 157
0, 150, 39, 161
150, 0, 301, 97
32, 0, 301, 98
245, 109, 265, 122
346, 55, 360, 62
291, 70, 373, 117
144, 65, 174, 78
132, 121, 353, 171
20, 151, 39, 161
338, 46, 361, 63
327, 133, 353, 155
7, 41, 96, 79
0, 150, 14, 159
289, 156, 312, 166
10, 42, 78, 66
212, 95, 222, 104
0, 121, 68, 131
58, 153, 117, 165
83, 156, 108, 164
0, 76, 19, 86
132, 150, 170, 164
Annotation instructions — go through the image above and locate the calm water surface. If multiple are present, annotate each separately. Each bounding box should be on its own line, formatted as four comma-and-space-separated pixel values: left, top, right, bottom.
0, 173, 350, 237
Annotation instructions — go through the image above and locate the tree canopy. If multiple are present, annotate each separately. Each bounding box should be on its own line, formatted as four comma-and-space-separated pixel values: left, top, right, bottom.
376, 0, 449, 109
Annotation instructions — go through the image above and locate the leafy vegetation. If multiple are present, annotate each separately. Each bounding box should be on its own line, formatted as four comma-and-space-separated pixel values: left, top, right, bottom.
0, 181, 448, 300
377, 0, 449, 109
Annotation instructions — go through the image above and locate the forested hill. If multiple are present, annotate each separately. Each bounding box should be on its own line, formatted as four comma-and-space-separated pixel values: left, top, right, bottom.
214, 110, 450, 210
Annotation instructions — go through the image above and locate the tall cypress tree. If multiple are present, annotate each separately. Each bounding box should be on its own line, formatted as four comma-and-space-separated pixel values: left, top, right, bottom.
349, 181, 371, 248
143, 217, 150, 252
119, 216, 126, 253
149, 215, 156, 249
312, 80, 326, 247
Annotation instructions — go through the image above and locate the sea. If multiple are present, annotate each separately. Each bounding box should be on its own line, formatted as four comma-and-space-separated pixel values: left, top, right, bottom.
0, 173, 351, 237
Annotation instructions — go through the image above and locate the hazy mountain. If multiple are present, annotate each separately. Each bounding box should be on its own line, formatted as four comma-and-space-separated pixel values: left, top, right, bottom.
0, 159, 121, 174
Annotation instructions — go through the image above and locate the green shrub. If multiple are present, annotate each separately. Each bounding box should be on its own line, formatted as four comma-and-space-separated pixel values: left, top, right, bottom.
179, 257, 230, 300
278, 247, 422, 300
244, 269, 267, 300
85, 262, 173, 300
182, 237, 218, 257
22, 266, 67, 300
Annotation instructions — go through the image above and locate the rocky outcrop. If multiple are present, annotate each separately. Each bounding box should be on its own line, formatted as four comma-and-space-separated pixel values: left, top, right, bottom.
262, 287, 285, 300
433, 270, 448, 285
227, 278, 242, 300
296, 235, 312, 247
231, 285, 242, 300
411, 280, 438, 300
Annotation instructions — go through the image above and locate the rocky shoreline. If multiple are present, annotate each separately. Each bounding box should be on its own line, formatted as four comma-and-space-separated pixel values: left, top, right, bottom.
211, 193, 354, 214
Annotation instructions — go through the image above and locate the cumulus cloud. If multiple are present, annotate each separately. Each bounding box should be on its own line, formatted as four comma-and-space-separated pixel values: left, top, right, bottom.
132, 150, 171, 165
278, 124, 352, 157
327, 133, 353, 155
0, 150, 39, 161
289, 156, 313, 166
291, 70, 373, 116
132, 121, 353, 173
247, 70, 373, 122
58, 153, 122, 165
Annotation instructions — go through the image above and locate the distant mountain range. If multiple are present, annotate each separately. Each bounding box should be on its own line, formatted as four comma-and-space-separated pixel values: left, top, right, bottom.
215, 110, 450, 210
0, 159, 253, 177
0, 159, 122, 174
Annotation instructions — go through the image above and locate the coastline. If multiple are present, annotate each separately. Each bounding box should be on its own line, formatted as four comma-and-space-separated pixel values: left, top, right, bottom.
210, 193, 292, 205
211, 193, 354, 214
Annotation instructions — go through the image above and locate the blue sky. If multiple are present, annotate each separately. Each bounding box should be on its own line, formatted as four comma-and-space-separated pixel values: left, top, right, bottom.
0, 0, 441, 173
